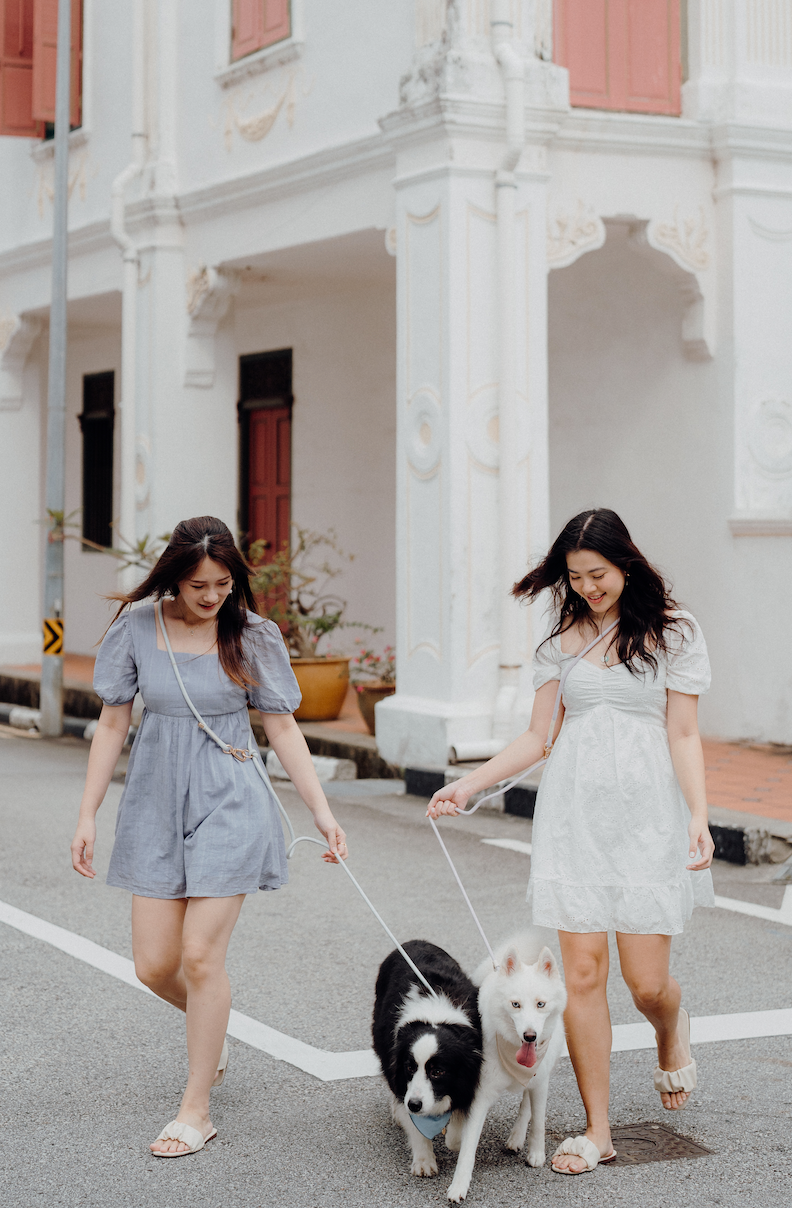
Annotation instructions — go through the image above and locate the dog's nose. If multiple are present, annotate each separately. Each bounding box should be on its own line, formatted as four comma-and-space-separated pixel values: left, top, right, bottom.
407, 1098, 422, 1113
523, 1031, 537, 1043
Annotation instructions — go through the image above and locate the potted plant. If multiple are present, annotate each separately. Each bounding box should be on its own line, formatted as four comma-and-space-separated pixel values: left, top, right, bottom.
249, 528, 361, 722
350, 640, 396, 736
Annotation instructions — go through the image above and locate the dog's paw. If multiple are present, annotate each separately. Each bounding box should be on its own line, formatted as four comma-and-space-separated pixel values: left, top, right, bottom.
525, 1146, 546, 1168
505, 1130, 526, 1152
446, 1181, 468, 1203
410, 1156, 438, 1178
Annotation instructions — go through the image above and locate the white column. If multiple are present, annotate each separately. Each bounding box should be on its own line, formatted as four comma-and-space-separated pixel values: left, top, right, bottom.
376, 1, 565, 769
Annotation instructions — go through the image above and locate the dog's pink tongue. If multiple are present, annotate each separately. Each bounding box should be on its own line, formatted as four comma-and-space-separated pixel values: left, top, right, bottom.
516, 1040, 536, 1068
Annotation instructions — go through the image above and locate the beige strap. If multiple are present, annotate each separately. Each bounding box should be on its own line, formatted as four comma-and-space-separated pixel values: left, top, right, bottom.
551, 1135, 601, 1171
155, 1120, 207, 1152
653, 1059, 697, 1094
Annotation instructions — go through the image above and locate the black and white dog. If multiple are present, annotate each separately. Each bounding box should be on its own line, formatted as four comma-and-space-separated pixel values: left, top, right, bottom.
372, 940, 483, 1178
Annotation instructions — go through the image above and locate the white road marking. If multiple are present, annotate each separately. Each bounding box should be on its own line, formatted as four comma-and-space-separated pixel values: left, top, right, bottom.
482, 838, 532, 856
2, 898, 790, 1083
481, 840, 792, 927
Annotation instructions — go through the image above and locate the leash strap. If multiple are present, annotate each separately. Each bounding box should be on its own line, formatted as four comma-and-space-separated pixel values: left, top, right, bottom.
155, 600, 440, 1001
429, 618, 620, 968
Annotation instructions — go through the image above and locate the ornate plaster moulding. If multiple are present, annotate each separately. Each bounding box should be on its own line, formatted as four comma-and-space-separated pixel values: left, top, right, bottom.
748, 216, 792, 241
554, 110, 710, 159
406, 389, 442, 476
546, 200, 606, 269
728, 515, 792, 536
747, 399, 792, 480
215, 39, 304, 90
0, 314, 41, 410
632, 216, 715, 362
184, 266, 240, 388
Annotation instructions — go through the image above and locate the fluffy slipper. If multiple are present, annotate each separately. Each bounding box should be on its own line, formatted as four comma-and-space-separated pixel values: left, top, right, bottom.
654, 1007, 696, 1106
212, 1038, 229, 1088
152, 1120, 217, 1157
551, 1135, 617, 1174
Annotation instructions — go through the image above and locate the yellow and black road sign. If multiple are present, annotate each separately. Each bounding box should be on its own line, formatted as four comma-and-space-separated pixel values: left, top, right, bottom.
43, 618, 64, 655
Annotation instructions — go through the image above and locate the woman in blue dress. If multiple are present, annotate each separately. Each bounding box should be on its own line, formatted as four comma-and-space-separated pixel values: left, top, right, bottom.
70, 516, 347, 1157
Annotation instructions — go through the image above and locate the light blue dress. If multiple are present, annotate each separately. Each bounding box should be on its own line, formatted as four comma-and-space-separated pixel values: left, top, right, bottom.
93, 603, 301, 899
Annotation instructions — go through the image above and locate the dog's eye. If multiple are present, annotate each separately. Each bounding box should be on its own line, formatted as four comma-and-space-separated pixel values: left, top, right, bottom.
511, 1000, 521, 1010
536, 1001, 546, 1009
432, 1068, 445, 1078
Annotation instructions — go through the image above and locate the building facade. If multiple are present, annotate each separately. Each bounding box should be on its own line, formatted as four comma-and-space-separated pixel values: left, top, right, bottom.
1, 1, 791, 765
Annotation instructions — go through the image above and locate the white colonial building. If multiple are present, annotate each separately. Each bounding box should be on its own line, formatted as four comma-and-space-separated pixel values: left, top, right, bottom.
1, 1, 791, 765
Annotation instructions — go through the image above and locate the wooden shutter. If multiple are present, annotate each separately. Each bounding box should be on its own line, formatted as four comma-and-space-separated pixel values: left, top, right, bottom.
31, 0, 82, 126
0, 0, 43, 136
553, 0, 681, 116
232, 0, 290, 63
248, 406, 292, 559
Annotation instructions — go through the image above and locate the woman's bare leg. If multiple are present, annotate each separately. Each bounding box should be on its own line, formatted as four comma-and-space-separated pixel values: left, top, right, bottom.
553, 931, 613, 1173
616, 932, 690, 1110
132, 894, 244, 1154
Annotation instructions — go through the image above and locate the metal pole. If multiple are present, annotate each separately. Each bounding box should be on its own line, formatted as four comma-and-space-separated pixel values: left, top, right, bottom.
40, 0, 72, 738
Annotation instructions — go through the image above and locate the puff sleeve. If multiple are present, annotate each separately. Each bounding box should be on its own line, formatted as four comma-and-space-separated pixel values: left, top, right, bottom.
244, 615, 302, 714
532, 619, 562, 691
93, 612, 139, 705
665, 612, 711, 696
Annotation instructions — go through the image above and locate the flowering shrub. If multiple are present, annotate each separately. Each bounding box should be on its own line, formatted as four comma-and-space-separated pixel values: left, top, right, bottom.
350, 639, 396, 688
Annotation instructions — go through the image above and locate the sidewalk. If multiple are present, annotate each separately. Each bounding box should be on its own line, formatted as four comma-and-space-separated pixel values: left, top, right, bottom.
3, 655, 790, 826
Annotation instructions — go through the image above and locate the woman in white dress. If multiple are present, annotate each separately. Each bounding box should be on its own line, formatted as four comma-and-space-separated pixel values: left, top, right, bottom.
428, 508, 715, 1175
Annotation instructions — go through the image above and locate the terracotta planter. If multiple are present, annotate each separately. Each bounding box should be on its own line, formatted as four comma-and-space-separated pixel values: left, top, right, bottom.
355, 682, 396, 735
291, 656, 350, 721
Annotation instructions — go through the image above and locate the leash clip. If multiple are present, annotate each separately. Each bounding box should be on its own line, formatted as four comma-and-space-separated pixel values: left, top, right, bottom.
225, 746, 254, 762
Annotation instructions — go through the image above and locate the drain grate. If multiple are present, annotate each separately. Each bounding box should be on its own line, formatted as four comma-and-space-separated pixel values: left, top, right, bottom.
608, 1121, 714, 1165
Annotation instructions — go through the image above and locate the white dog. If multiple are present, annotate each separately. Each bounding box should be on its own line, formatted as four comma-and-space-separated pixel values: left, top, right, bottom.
445, 933, 568, 1203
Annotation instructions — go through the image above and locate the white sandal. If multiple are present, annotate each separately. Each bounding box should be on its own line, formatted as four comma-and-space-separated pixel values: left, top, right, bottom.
551, 1136, 617, 1174
152, 1120, 217, 1157
212, 1038, 229, 1088
654, 1007, 696, 1107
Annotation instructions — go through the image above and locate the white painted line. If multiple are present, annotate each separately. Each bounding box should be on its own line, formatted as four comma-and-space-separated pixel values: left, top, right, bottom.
482, 841, 792, 927
2, 899, 790, 1083
482, 838, 533, 856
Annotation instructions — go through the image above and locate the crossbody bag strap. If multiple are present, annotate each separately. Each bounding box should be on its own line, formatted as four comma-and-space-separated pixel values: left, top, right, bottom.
155, 598, 257, 764
543, 617, 620, 757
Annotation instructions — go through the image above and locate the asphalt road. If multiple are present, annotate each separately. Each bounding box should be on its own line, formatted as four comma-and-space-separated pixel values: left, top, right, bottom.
0, 728, 790, 1208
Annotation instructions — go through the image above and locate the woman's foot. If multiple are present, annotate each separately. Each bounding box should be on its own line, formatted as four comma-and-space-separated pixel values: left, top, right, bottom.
150, 1109, 214, 1155
655, 1008, 694, 1110
551, 1129, 614, 1174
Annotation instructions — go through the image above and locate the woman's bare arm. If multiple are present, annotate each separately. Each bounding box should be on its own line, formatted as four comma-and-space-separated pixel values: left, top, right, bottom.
260, 712, 347, 862
71, 701, 133, 877
426, 679, 562, 818
666, 690, 714, 870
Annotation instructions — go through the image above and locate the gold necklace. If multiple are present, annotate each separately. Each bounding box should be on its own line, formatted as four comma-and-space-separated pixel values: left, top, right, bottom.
173, 606, 212, 638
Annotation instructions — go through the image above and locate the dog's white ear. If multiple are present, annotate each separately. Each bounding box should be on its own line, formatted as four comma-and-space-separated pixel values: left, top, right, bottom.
537, 946, 559, 978
501, 948, 520, 977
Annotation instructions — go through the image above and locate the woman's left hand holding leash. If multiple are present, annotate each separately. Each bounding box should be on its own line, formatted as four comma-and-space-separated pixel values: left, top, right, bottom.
686, 817, 715, 870
426, 783, 472, 819
314, 812, 348, 863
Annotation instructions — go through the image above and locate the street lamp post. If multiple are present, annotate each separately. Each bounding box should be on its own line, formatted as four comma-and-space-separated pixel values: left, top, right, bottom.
40, 0, 72, 737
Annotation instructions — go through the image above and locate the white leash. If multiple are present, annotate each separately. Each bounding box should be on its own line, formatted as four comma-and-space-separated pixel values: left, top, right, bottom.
155, 600, 440, 1000
428, 620, 620, 970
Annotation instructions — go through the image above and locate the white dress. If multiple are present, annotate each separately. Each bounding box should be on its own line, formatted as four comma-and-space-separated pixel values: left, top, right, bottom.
527, 610, 715, 935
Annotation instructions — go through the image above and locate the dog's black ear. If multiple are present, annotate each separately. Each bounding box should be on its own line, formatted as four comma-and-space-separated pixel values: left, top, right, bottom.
536, 946, 558, 977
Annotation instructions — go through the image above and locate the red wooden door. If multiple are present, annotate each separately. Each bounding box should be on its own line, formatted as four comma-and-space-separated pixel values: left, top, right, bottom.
248, 406, 291, 558
554, 0, 681, 116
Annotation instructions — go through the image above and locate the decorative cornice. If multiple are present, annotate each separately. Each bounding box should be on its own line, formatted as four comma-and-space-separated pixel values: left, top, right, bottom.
0, 219, 112, 278
553, 110, 712, 159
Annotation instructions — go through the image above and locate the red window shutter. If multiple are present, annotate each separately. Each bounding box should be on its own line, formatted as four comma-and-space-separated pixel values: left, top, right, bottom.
31, 0, 82, 126
232, 0, 290, 62
231, 0, 262, 62
261, 0, 290, 48
248, 406, 292, 560
0, 0, 43, 136
553, 0, 680, 116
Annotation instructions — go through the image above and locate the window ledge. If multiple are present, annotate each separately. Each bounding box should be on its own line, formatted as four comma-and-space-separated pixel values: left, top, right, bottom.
29, 126, 88, 163
215, 38, 303, 90
729, 515, 792, 537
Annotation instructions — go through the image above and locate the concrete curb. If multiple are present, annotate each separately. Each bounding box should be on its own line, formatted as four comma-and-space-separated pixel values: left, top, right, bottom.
403, 765, 792, 869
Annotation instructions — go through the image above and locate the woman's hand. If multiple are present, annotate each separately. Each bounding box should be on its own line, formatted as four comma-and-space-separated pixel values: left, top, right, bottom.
686, 816, 715, 870
71, 817, 97, 878
427, 782, 472, 819
314, 811, 348, 863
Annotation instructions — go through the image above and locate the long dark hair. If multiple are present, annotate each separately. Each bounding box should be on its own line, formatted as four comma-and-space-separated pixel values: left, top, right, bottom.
109, 516, 260, 687
512, 508, 685, 677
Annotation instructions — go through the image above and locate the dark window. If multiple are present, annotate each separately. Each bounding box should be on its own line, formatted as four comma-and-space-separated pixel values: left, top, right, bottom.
79, 371, 115, 549
238, 350, 292, 555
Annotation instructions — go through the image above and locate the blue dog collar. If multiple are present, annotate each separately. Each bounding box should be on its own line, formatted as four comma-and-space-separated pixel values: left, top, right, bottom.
410, 1110, 452, 1139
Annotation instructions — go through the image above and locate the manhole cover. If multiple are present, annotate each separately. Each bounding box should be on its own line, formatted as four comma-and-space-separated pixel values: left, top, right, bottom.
608, 1121, 714, 1165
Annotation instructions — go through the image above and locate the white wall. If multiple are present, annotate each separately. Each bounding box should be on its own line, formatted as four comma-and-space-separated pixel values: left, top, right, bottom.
233, 275, 397, 647
547, 223, 740, 740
